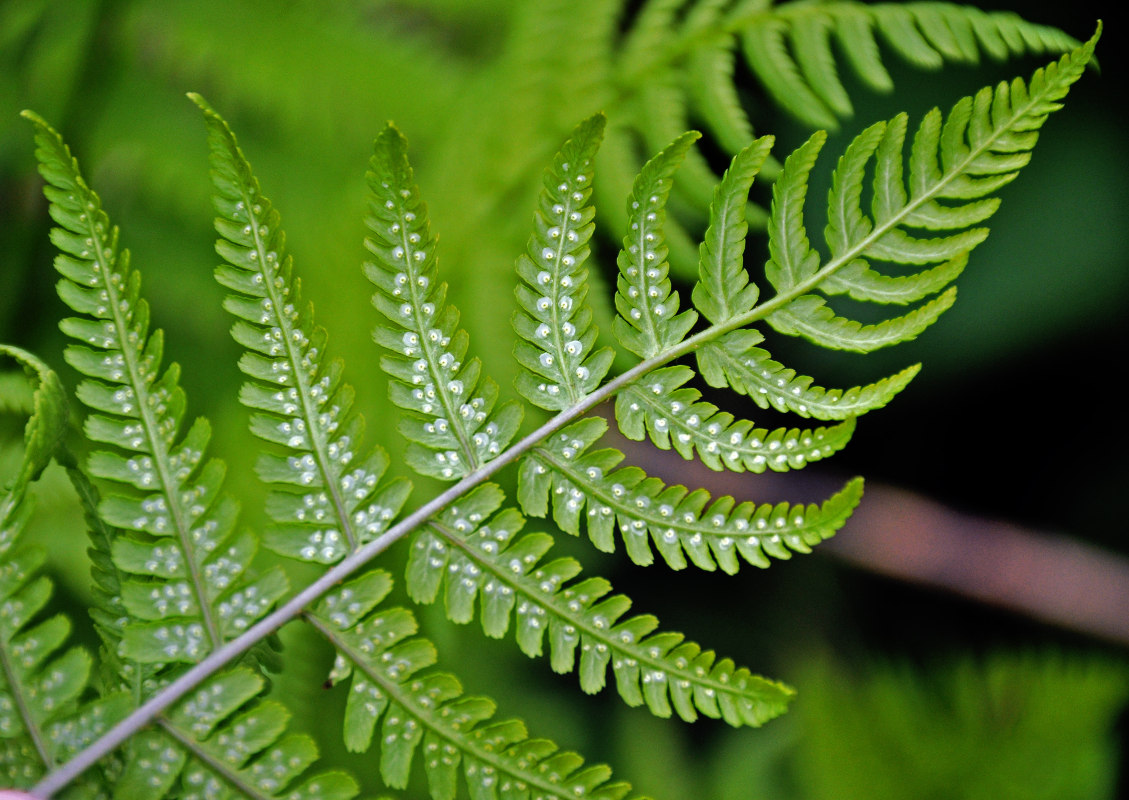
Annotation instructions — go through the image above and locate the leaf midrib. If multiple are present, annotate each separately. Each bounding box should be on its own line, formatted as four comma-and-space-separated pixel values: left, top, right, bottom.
306, 611, 583, 799
240, 183, 360, 553
80, 209, 222, 651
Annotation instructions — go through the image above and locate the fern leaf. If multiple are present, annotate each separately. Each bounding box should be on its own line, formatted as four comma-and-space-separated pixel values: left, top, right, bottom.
308, 573, 638, 800
762, 27, 1099, 353
612, 131, 700, 358
519, 418, 862, 572
691, 136, 774, 326
594, 1, 1078, 281
0, 345, 132, 792
741, 16, 840, 130
193, 96, 412, 562
105, 667, 357, 800
695, 330, 919, 420
405, 483, 793, 727
615, 366, 856, 471
25, 110, 264, 661
365, 123, 523, 481
514, 115, 615, 410
25, 111, 355, 797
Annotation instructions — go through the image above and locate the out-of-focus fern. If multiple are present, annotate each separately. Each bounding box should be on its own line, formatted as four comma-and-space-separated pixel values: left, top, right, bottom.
0, 15, 1102, 800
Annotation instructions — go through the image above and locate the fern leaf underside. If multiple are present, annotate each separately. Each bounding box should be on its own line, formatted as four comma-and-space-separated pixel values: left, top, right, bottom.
23, 112, 358, 800
4, 22, 1099, 800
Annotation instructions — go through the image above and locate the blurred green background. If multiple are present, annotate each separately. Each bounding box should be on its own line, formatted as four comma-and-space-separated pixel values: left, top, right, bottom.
2, 1, 1128, 797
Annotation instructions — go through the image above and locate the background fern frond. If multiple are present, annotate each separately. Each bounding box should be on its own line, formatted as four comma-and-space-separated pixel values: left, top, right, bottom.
727, 1, 1080, 129
308, 572, 640, 800
588, 0, 1081, 279
514, 115, 616, 410
365, 124, 523, 481
0, 345, 132, 793
405, 482, 793, 727
195, 96, 412, 564
519, 418, 862, 573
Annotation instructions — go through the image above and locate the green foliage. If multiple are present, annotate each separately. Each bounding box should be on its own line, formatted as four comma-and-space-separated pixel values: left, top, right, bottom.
785, 653, 1129, 800
0, 4, 1113, 799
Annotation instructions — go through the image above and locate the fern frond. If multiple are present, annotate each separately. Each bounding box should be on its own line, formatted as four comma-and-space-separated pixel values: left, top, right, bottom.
109, 669, 357, 800
17, 32, 1100, 798
728, 2, 1080, 129
615, 366, 856, 470
308, 573, 639, 800
514, 115, 615, 410
24, 110, 277, 662
595, 0, 1079, 281
683, 0, 762, 157
691, 135, 774, 326
519, 418, 862, 572
364, 124, 523, 482
193, 96, 412, 564
760, 29, 1100, 353
696, 330, 921, 419
0, 345, 132, 792
406, 483, 793, 727
612, 131, 700, 358
25, 112, 356, 798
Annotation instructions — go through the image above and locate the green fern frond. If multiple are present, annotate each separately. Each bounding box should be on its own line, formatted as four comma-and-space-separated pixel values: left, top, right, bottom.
683, 0, 763, 157
612, 131, 701, 358
615, 366, 856, 471
193, 96, 412, 563
0, 345, 132, 793
405, 483, 792, 727
514, 115, 616, 410
24, 112, 355, 798
10, 28, 1101, 799
110, 669, 357, 800
760, 29, 1099, 353
519, 418, 862, 573
594, 0, 1079, 280
365, 124, 523, 481
308, 572, 639, 800
695, 330, 920, 419
690, 135, 774, 326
